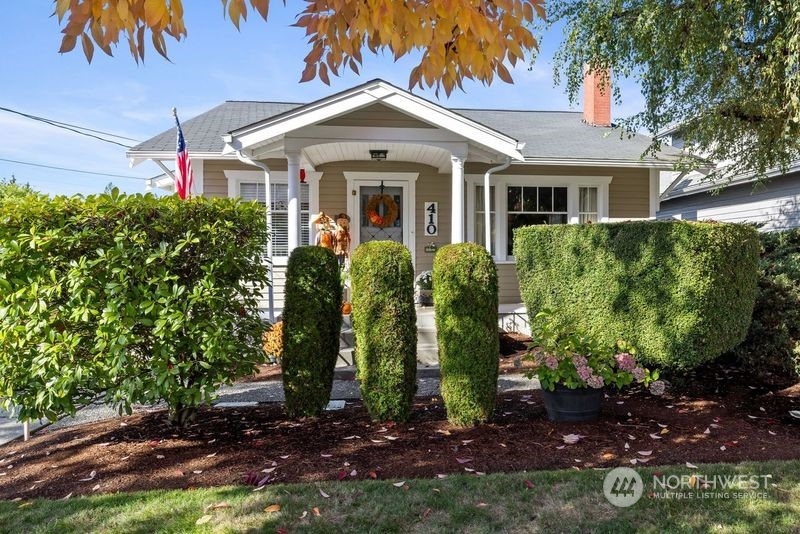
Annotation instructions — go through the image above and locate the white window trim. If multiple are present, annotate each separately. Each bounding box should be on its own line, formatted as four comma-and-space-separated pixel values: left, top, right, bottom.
466, 174, 612, 262
224, 169, 322, 265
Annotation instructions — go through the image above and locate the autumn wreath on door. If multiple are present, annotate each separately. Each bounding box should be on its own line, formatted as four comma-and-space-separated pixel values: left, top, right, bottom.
365, 194, 399, 228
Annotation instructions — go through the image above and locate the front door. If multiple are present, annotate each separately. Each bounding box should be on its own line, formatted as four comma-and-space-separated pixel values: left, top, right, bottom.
348, 180, 413, 261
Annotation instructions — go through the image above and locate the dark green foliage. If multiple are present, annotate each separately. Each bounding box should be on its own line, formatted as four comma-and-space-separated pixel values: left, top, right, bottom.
350, 241, 417, 422
514, 221, 759, 370
0, 191, 269, 424
433, 243, 499, 426
281, 246, 343, 417
731, 229, 800, 379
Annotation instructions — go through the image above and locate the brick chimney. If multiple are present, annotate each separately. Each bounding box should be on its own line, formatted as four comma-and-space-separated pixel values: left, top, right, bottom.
583, 67, 612, 127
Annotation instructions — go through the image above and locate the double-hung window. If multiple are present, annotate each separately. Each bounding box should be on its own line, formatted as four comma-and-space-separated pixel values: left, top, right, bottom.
239, 182, 310, 257
506, 186, 568, 256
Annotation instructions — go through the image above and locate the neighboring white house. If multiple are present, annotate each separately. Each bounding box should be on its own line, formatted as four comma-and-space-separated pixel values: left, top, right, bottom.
128, 77, 681, 314
657, 125, 800, 230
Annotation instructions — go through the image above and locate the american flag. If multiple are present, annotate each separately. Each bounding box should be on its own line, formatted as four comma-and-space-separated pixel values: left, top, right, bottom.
174, 111, 193, 199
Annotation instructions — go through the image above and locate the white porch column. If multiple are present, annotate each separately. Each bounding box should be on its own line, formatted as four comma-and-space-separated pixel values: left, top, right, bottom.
450, 153, 466, 243
286, 151, 301, 253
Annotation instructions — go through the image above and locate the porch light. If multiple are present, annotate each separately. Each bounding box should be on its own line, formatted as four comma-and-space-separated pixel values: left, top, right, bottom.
369, 149, 388, 161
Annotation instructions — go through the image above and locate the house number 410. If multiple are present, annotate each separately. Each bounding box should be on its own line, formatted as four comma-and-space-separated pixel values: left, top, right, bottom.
424, 202, 438, 236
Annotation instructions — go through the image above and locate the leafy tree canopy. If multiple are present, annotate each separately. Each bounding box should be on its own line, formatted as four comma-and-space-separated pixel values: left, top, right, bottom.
53, 0, 542, 96
550, 0, 800, 181
0, 176, 36, 200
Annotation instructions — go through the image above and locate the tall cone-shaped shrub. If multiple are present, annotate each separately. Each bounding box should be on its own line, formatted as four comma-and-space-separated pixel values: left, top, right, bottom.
350, 241, 417, 422
282, 246, 342, 417
434, 243, 499, 426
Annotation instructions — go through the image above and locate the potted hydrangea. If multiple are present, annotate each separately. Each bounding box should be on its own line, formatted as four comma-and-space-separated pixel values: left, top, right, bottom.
414, 270, 433, 306
524, 309, 665, 422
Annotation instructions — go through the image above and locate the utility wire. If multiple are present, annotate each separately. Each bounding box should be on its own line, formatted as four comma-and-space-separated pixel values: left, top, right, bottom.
0, 106, 141, 149
0, 157, 149, 181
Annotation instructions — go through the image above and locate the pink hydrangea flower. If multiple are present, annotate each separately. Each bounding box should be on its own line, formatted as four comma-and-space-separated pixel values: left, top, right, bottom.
587, 375, 604, 389
545, 356, 559, 370
572, 355, 588, 367
615, 352, 636, 372
632, 366, 646, 381
577, 365, 593, 381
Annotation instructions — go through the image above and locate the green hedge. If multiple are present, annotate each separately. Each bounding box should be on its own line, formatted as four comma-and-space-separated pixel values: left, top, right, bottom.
434, 243, 499, 426
350, 241, 417, 422
282, 246, 343, 417
514, 221, 759, 370
0, 191, 269, 424
731, 229, 800, 378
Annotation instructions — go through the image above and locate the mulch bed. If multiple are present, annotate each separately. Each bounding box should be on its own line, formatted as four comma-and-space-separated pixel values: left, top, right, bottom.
1, 357, 799, 501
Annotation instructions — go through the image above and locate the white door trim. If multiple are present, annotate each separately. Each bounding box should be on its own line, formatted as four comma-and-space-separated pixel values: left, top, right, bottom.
344, 171, 418, 267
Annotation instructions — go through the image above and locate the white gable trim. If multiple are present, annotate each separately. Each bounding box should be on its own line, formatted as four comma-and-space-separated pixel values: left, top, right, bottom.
223, 80, 524, 161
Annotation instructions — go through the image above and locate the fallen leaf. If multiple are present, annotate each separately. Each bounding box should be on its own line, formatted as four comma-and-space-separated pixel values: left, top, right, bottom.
193, 470, 203, 474
432, 488, 441, 493
462, 440, 474, 445
686, 462, 699, 469
649, 433, 663, 440
499, 443, 507, 448
350, 469, 357, 477
637, 457, 652, 463
393, 481, 406, 487
437, 474, 447, 479
562, 434, 585, 444
524, 480, 535, 489
436, 429, 451, 436
319, 488, 330, 498
703, 428, 711, 434
422, 507, 432, 519
195, 515, 212, 525
768, 430, 777, 436
657, 423, 668, 428
624, 443, 630, 450
368, 471, 378, 479
156, 455, 165, 459
299, 511, 308, 519
312, 507, 321, 517
376, 427, 388, 433
265, 504, 281, 513
630, 459, 638, 465
627, 434, 637, 440
206, 453, 217, 458
92, 484, 100, 491
455, 458, 473, 464
555, 445, 565, 450
720, 445, 727, 451
320, 453, 333, 458
464, 467, 475, 472
637, 450, 653, 456
476, 502, 488, 507
476, 471, 486, 476
370, 439, 383, 443
385, 436, 400, 441
337, 470, 347, 481
343, 435, 360, 440
280, 455, 290, 459
660, 428, 669, 435
261, 467, 277, 474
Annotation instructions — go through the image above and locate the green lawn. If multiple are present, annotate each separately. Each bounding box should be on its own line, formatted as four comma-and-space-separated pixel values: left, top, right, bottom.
1, 460, 798, 533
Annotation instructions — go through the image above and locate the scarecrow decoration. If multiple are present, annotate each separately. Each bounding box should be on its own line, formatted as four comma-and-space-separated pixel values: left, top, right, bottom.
333, 212, 351, 267
311, 211, 337, 250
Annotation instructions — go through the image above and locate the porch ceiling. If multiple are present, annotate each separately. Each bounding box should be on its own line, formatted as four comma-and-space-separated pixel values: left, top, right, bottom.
303, 141, 451, 170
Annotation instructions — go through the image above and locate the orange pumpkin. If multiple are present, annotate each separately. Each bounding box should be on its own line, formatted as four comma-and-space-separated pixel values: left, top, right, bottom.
319, 231, 334, 248
341, 302, 352, 315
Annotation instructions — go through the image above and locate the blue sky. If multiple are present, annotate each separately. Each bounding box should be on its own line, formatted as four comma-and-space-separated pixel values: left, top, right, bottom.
0, 4, 644, 196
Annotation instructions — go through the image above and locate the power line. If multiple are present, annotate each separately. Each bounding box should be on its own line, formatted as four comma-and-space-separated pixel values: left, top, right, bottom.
0, 157, 149, 181
0, 106, 141, 149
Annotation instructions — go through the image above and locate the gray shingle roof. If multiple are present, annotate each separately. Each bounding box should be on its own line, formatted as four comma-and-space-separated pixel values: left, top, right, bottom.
130, 94, 681, 164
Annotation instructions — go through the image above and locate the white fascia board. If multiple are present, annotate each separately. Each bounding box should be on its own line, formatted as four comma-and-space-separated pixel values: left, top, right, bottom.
520, 157, 680, 169
225, 80, 524, 161
128, 152, 231, 166
663, 160, 800, 200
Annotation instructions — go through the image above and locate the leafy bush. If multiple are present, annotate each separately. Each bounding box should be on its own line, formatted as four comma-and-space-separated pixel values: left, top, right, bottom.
433, 244, 499, 426
514, 221, 759, 370
730, 229, 800, 378
524, 309, 662, 393
0, 191, 269, 425
350, 241, 417, 422
281, 246, 342, 417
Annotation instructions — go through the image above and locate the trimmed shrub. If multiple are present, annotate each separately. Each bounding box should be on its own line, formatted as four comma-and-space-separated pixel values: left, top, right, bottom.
0, 191, 269, 425
514, 221, 759, 370
731, 229, 800, 378
433, 243, 499, 426
350, 241, 417, 422
282, 246, 343, 417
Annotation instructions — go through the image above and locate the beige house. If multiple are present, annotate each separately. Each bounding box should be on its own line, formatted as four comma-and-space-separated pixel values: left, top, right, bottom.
128, 78, 680, 316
